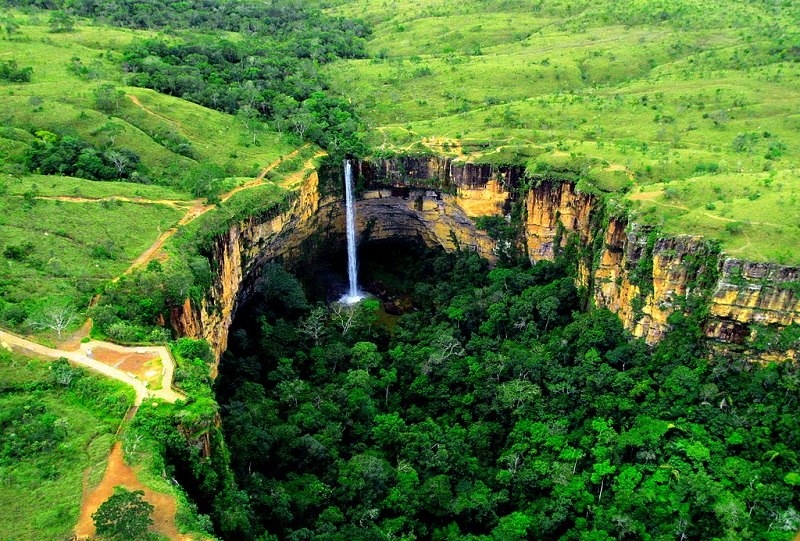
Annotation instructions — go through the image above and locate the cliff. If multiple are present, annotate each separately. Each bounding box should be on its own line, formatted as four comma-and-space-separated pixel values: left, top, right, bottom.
172, 162, 502, 363
174, 155, 800, 363
523, 182, 800, 350
707, 259, 800, 343
172, 170, 324, 361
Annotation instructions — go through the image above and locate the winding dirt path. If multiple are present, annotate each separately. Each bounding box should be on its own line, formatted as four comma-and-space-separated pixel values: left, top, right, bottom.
119, 145, 315, 278
277, 149, 328, 190
0, 329, 182, 406
0, 328, 187, 539
74, 442, 190, 541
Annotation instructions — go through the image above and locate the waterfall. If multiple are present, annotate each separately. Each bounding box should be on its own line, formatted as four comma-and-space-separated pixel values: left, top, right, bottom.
341, 160, 364, 304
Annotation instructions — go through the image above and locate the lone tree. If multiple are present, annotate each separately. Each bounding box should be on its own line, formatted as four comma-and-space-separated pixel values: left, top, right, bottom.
28, 302, 77, 339
92, 486, 154, 540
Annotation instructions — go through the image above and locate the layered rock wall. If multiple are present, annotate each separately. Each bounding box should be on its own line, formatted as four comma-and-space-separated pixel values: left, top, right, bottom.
524, 181, 596, 260
172, 171, 324, 360
707, 259, 800, 343
174, 156, 800, 363
518, 180, 800, 346
171, 164, 502, 362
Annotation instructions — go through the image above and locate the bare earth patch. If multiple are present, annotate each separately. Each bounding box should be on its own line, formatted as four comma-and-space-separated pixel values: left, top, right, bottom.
89, 347, 163, 389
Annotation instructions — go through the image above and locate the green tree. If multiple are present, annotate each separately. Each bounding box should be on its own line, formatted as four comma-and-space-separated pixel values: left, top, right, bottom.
48, 11, 75, 33
92, 487, 154, 540
94, 83, 125, 114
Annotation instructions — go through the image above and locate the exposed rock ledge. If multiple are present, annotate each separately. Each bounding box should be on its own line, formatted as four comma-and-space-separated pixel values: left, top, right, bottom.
172, 158, 800, 364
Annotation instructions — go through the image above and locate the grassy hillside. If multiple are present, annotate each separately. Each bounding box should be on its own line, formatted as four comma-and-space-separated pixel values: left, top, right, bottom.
0, 350, 133, 541
324, 0, 800, 262
0, 14, 296, 181
0, 11, 305, 332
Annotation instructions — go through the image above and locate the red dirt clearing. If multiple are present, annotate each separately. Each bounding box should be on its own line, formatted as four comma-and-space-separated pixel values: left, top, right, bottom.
75, 442, 189, 540
91, 347, 158, 375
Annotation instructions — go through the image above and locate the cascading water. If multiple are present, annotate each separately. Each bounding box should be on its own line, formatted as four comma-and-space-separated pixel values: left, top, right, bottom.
340, 160, 364, 304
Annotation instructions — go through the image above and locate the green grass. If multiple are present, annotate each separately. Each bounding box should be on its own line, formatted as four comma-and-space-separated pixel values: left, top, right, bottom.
0, 195, 183, 314
631, 170, 800, 263
325, 0, 800, 262
169, 182, 290, 256
0, 350, 132, 541
1, 173, 192, 200
0, 12, 298, 184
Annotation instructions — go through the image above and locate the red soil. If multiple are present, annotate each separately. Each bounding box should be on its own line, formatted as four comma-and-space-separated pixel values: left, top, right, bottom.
74, 442, 189, 540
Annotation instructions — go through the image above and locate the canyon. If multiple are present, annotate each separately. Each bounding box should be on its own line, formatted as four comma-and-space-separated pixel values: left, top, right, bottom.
171, 156, 800, 363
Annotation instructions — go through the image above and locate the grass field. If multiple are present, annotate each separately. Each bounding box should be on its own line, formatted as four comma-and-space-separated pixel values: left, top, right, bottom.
0, 194, 183, 325
324, 0, 800, 262
0, 11, 308, 328
0, 14, 297, 181
0, 350, 132, 541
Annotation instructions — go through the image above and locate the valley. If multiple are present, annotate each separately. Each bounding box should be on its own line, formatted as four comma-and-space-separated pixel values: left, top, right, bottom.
0, 0, 799, 539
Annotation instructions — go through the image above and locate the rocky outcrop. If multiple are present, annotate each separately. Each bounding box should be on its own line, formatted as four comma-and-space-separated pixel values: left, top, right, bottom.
172, 170, 324, 361
707, 259, 800, 343
358, 157, 518, 219
349, 190, 496, 258
174, 155, 800, 362
592, 224, 716, 344
515, 180, 800, 347
357, 157, 525, 192
171, 165, 502, 363
524, 181, 596, 260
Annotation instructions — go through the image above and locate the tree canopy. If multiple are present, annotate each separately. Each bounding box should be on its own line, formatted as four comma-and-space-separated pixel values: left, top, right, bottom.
207, 246, 800, 540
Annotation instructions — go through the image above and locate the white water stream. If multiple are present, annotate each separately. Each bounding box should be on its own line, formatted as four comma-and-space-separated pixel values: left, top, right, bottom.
340, 160, 364, 304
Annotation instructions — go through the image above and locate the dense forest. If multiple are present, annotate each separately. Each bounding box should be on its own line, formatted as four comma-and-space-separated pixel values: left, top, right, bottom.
199, 244, 800, 540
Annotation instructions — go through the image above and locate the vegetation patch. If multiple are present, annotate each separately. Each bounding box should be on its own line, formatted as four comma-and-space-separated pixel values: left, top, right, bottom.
0, 196, 182, 333
0, 352, 132, 541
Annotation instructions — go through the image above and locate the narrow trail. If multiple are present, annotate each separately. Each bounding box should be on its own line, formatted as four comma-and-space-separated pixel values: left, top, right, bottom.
74, 442, 189, 541
219, 143, 311, 203
127, 94, 181, 128
277, 149, 328, 190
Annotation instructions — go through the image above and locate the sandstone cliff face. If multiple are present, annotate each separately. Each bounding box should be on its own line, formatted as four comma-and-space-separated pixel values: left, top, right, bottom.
518, 181, 800, 347
357, 157, 524, 192
172, 164, 503, 363
358, 157, 518, 219
707, 259, 800, 343
592, 224, 714, 344
524, 181, 596, 260
349, 190, 496, 259
175, 156, 800, 362
172, 171, 324, 361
